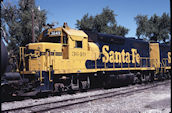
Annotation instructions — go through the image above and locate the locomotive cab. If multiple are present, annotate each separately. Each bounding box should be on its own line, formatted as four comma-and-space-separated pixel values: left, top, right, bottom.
19, 23, 100, 75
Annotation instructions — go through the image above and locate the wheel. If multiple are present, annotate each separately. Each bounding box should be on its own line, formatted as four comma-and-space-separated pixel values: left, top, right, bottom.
54, 83, 63, 95
79, 81, 88, 91
79, 76, 90, 91
136, 72, 142, 84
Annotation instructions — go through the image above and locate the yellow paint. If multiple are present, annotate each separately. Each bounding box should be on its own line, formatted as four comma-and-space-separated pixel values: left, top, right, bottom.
149, 43, 160, 68
131, 49, 140, 64
168, 52, 171, 63
102, 45, 109, 63
87, 42, 100, 60
49, 67, 52, 82
125, 52, 130, 63
109, 51, 114, 63
40, 70, 42, 82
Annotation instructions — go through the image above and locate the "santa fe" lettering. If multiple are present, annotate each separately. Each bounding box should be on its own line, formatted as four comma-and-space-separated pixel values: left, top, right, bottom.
102, 45, 140, 64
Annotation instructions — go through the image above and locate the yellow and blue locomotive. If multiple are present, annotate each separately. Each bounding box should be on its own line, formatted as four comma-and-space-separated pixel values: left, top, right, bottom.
3, 23, 171, 96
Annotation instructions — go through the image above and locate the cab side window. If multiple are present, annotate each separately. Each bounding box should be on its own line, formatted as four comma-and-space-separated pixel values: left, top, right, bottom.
75, 41, 82, 48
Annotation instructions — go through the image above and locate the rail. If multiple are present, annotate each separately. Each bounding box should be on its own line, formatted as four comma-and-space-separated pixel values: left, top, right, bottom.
2, 80, 170, 113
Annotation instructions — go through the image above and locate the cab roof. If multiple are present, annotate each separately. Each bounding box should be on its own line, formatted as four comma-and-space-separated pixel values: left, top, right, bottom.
63, 28, 88, 37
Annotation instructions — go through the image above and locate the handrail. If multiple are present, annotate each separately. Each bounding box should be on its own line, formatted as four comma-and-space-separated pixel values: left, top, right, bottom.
162, 58, 169, 67
161, 58, 170, 73
19, 47, 26, 71
91, 52, 157, 70
19, 47, 44, 81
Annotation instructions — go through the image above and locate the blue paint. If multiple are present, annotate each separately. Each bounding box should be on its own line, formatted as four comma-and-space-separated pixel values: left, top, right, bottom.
159, 43, 171, 67
85, 33, 150, 69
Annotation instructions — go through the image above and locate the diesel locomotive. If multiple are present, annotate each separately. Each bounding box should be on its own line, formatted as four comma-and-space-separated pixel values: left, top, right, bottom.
2, 23, 171, 97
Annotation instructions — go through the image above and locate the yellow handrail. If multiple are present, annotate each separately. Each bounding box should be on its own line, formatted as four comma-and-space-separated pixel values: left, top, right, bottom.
49, 66, 53, 82
19, 47, 26, 71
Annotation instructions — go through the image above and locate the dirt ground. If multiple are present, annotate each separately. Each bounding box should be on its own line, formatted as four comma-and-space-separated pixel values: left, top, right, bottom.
48, 81, 171, 113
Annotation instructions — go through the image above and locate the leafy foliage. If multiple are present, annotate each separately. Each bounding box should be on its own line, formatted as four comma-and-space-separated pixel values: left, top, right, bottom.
134, 15, 148, 39
135, 13, 170, 43
76, 7, 129, 37
1, 0, 47, 56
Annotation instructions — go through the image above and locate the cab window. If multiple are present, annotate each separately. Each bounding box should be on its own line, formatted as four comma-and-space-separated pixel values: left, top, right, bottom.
75, 41, 82, 48
40, 36, 61, 43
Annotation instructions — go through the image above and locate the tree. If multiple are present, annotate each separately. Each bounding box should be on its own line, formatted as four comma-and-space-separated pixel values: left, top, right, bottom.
158, 13, 170, 42
76, 7, 129, 37
134, 15, 148, 39
135, 13, 170, 43
1, 0, 47, 71
76, 13, 94, 31
1, 0, 47, 56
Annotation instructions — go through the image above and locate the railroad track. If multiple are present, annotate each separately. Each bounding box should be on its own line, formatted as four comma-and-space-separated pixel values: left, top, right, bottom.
2, 80, 170, 113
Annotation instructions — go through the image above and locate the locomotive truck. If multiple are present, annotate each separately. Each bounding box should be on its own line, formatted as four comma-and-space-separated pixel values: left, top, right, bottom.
1, 23, 171, 97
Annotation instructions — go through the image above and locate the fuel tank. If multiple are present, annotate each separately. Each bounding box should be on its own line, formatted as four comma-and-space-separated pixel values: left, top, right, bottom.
1, 40, 8, 75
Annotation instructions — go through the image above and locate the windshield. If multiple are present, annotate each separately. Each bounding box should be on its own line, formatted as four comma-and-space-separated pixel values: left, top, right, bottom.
40, 36, 61, 43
